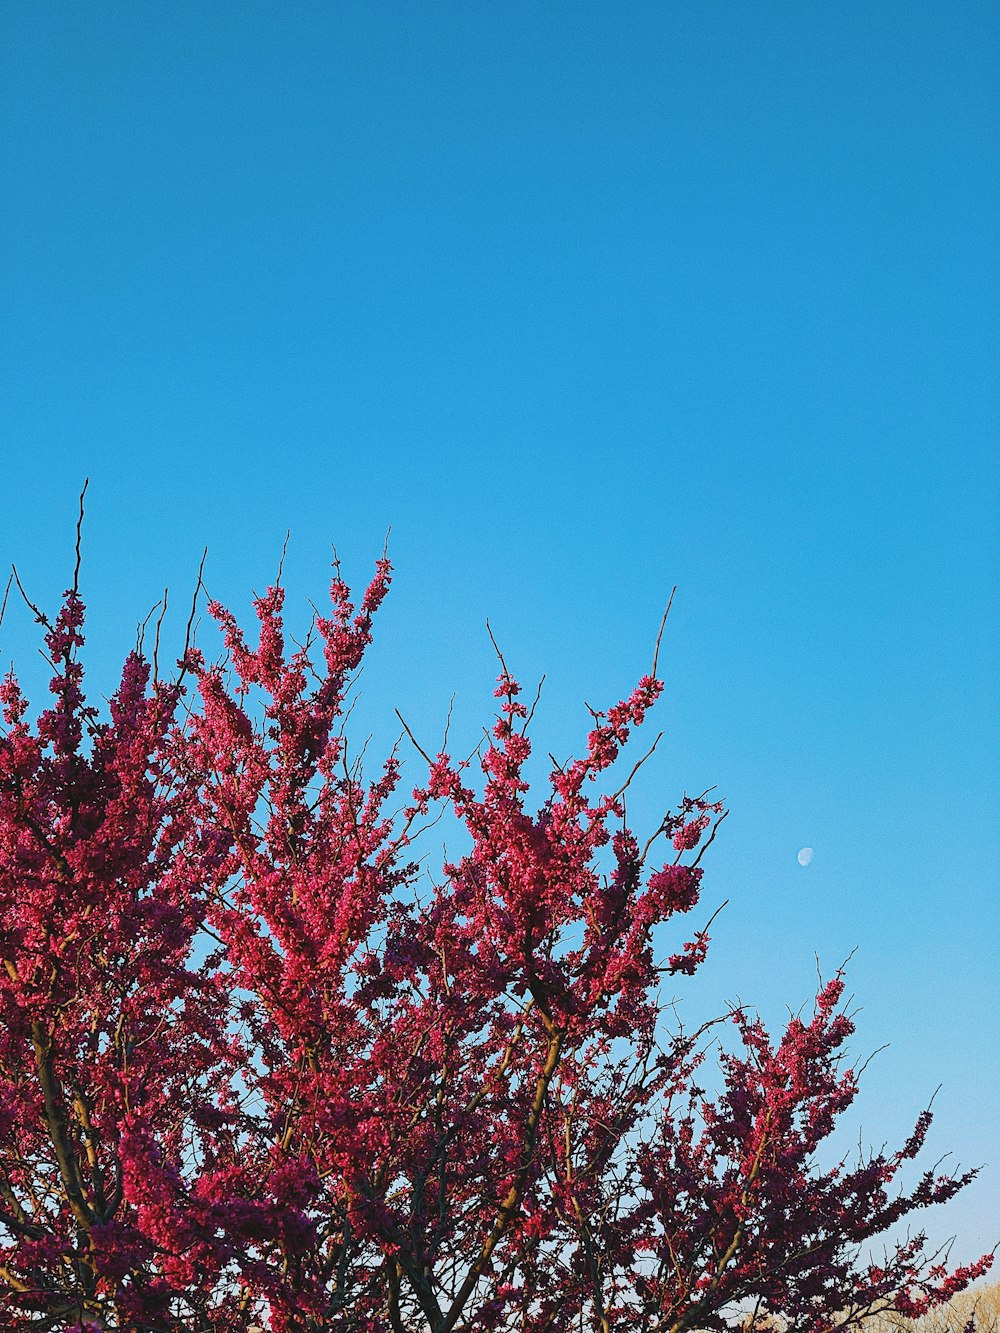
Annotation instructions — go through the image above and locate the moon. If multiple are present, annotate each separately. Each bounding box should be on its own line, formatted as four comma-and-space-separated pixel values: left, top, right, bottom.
797, 847, 814, 867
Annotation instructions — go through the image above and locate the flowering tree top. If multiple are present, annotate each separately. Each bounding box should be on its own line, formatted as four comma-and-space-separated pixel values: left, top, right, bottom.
0, 527, 991, 1331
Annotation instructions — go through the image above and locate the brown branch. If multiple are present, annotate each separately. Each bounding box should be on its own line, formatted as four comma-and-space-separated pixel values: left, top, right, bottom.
385, 1257, 407, 1333
30, 1024, 95, 1233
438, 1028, 566, 1333
667, 1113, 773, 1333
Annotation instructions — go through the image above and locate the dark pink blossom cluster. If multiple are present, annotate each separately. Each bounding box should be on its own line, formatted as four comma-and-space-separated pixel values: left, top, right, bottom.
0, 557, 990, 1332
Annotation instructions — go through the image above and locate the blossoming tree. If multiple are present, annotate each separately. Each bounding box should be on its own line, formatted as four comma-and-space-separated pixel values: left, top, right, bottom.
0, 531, 991, 1331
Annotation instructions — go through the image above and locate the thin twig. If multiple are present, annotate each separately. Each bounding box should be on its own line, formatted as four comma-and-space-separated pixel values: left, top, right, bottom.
136, 598, 163, 657
442, 693, 456, 751
690, 809, 729, 869
179, 548, 208, 669
523, 674, 546, 733
612, 731, 664, 801
700, 897, 728, 936
485, 618, 511, 682
0, 572, 12, 634
856, 1044, 890, 1080
72, 479, 89, 596
394, 709, 433, 765
10, 567, 51, 630
275, 531, 291, 586
152, 589, 168, 685
652, 586, 676, 679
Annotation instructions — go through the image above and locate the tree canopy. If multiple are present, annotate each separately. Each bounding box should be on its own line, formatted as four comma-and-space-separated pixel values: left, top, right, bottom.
0, 540, 991, 1331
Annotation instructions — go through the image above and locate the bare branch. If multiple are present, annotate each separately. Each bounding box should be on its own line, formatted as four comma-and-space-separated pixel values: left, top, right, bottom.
523, 673, 546, 733
72, 479, 89, 597
0, 572, 12, 635
652, 585, 677, 679
612, 730, 664, 801
395, 709, 434, 765
10, 566, 51, 630
690, 808, 729, 869
276, 530, 291, 586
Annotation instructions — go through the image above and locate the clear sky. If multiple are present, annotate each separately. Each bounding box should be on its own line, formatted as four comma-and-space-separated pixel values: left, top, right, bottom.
2, 3, 997, 1258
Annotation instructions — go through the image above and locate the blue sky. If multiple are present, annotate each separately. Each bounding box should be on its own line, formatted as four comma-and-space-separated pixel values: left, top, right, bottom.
2, 3, 997, 1257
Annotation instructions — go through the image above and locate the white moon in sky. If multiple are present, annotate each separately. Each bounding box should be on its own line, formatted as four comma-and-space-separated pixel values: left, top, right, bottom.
797, 847, 814, 867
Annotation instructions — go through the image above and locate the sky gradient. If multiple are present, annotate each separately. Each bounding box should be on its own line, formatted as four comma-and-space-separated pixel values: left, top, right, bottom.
2, 3, 997, 1257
